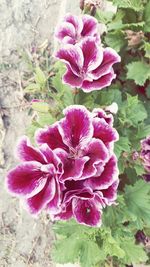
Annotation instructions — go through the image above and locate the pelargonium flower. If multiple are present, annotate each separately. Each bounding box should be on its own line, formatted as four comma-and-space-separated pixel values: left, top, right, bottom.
141, 136, 150, 182
56, 37, 121, 92
6, 137, 63, 215
55, 14, 100, 45
36, 105, 119, 226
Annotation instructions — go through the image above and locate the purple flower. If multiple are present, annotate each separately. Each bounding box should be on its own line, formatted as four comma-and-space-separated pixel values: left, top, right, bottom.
141, 136, 150, 180
55, 14, 100, 45
6, 105, 119, 226
56, 38, 121, 92
36, 105, 119, 226
6, 137, 62, 215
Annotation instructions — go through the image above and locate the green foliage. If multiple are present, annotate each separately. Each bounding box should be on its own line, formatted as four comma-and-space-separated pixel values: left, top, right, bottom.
124, 180, 150, 227
105, 31, 126, 52
112, 0, 143, 12
22, 1, 150, 266
127, 61, 150, 86
143, 1, 150, 32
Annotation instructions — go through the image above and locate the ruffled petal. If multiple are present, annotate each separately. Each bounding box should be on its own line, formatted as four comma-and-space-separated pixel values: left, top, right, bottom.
82, 138, 109, 179
91, 47, 121, 79
55, 21, 76, 42
93, 118, 119, 144
65, 14, 83, 36
80, 37, 103, 72
58, 105, 93, 150
84, 155, 118, 190
82, 70, 116, 92
55, 148, 89, 181
39, 144, 62, 173
16, 136, 46, 164
35, 123, 68, 151
63, 67, 83, 88
25, 178, 56, 214
81, 15, 98, 37
54, 202, 73, 220
92, 108, 114, 126
47, 179, 62, 214
6, 162, 47, 198
102, 180, 119, 204
55, 45, 83, 76
72, 197, 102, 227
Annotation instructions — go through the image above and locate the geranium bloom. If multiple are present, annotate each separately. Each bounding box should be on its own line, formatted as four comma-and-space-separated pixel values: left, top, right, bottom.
6, 137, 62, 215
56, 38, 121, 92
141, 136, 150, 182
55, 14, 100, 45
36, 105, 119, 226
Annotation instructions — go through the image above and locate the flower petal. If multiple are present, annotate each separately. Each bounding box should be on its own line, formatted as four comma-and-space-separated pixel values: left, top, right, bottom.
92, 108, 114, 126
54, 202, 73, 220
91, 47, 121, 79
63, 67, 83, 88
82, 138, 109, 179
102, 180, 119, 204
84, 155, 118, 190
25, 178, 56, 214
16, 136, 46, 164
82, 70, 116, 92
47, 179, 62, 214
6, 162, 47, 198
58, 105, 93, 149
55, 45, 83, 76
35, 123, 68, 151
65, 14, 83, 37
55, 21, 76, 42
80, 37, 103, 72
72, 197, 102, 227
55, 148, 89, 181
81, 15, 98, 37
93, 118, 119, 144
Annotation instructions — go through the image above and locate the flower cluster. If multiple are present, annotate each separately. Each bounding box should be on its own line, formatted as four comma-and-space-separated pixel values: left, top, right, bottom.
141, 136, 150, 182
6, 105, 119, 227
55, 14, 121, 92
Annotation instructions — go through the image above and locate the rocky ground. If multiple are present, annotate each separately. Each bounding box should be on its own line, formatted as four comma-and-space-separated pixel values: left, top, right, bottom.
0, 1, 79, 266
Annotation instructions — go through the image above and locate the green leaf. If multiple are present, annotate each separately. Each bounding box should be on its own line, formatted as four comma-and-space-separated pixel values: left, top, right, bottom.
119, 94, 147, 127
38, 112, 55, 126
112, 0, 143, 11
24, 83, 40, 93
52, 235, 82, 264
96, 87, 122, 107
114, 137, 131, 158
143, 1, 150, 32
134, 161, 145, 176
120, 239, 148, 265
105, 31, 126, 52
127, 61, 150, 86
136, 124, 150, 140
124, 180, 150, 226
34, 67, 47, 85
32, 102, 49, 113
80, 240, 104, 267
144, 42, 150, 59
52, 70, 74, 107
95, 9, 114, 24
146, 86, 150, 99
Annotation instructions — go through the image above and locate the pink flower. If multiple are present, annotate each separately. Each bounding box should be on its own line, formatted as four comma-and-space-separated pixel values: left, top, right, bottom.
36, 105, 119, 226
6, 105, 119, 226
55, 14, 100, 45
141, 136, 150, 182
56, 38, 121, 92
6, 137, 62, 215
